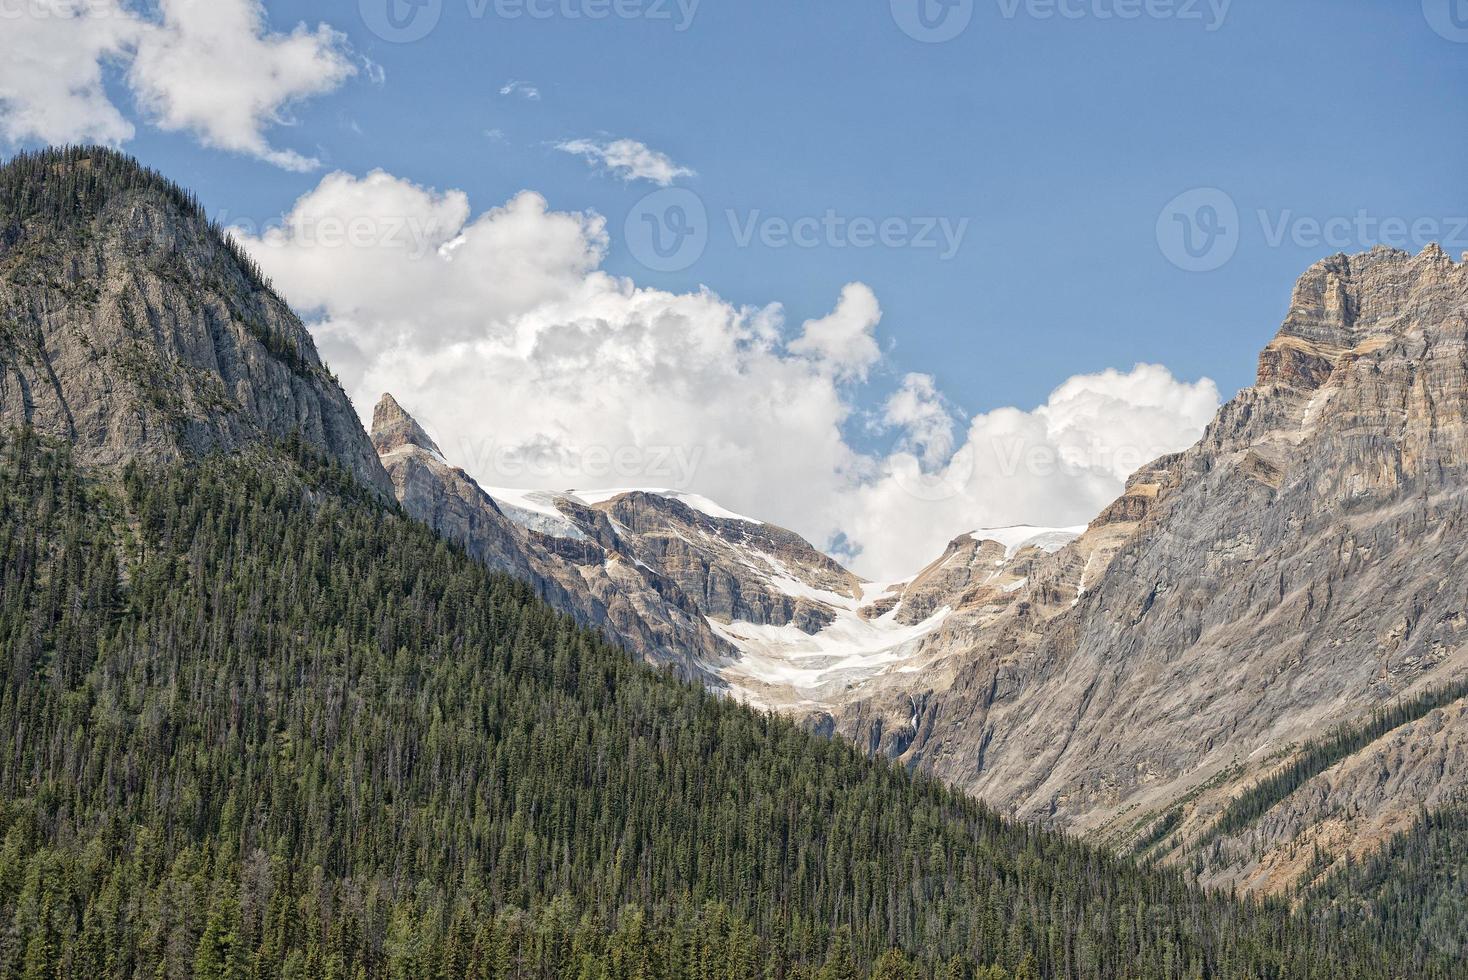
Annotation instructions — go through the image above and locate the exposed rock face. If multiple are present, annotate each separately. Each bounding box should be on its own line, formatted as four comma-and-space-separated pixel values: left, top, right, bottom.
887, 527, 1085, 625
594, 491, 861, 633
834, 246, 1468, 893
0, 147, 390, 497
372, 394, 539, 581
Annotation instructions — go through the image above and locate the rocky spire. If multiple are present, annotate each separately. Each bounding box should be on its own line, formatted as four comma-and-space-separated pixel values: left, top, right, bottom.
371, 393, 445, 459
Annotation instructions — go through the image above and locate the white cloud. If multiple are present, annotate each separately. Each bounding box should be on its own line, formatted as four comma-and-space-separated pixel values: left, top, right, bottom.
0, 0, 354, 171
555, 137, 694, 186
0, 0, 139, 146
789, 283, 883, 382
129, 0, 355, 171
499, 80, 540, 101
234, 171, 1220, 580
833, 364, 1220, 576
881, 373, 957, 468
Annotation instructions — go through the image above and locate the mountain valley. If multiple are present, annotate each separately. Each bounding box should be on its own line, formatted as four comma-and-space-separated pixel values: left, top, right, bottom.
0, 146, 1464, 976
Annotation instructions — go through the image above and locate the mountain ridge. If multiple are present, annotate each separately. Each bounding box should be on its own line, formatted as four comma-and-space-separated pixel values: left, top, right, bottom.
5, 147, 1465, 945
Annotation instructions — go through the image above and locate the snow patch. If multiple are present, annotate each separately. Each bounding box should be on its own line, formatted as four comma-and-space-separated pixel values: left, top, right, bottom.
712, 600, 950, 708
572, 488, 764, 524
968, 525, 1086, 559
484, 488, 587, 541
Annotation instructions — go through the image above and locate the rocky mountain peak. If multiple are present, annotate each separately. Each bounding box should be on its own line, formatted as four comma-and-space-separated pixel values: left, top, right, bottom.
1258, 245, 1467, 391
371, 392, 445, 459
0, 147, 391, 496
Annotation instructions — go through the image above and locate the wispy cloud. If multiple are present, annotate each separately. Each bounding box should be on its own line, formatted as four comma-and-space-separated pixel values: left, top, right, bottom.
499, 80, 541, 101
555, 137, 694, 186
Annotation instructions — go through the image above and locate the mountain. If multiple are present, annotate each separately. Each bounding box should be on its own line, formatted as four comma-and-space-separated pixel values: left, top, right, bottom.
0, 146, 1422, 978
371, 392, 733, 683
0, 146, 389, 497
833, 245, 1468, 898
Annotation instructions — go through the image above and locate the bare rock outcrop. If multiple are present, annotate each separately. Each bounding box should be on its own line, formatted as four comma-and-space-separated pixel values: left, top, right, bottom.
369, 394, 731, 683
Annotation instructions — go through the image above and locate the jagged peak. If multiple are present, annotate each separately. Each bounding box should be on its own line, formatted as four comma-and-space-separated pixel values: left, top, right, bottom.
1260, 244, 1467, 389
371, 393, 446, 461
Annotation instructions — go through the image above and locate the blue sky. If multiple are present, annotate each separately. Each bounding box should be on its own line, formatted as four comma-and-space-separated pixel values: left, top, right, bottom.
4, 0, 1466, 575
118, 0, 1468, 413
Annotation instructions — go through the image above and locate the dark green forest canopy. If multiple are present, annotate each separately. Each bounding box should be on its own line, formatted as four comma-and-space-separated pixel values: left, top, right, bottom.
0, 430, 1445, 979
1303, 806, 1468, 969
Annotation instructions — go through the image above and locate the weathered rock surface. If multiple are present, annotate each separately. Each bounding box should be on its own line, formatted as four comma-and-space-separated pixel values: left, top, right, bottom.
368, 396, 966, 710
0, 148, 390, 497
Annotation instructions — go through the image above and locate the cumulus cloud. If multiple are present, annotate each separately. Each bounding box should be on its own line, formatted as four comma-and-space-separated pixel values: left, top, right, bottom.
881, 373, 958, 468
234, 170, 1220, 580
0, 0, 139, 146
129, 0, 356, 171
789, 283, 883, 382
555, 137, 694, 186
833, 364, 1220, 576
0, 0, 354, 170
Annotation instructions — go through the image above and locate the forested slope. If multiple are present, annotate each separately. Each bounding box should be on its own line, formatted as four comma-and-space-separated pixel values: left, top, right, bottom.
1304, 806, 1468, 969
0, 431, 1435, 979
